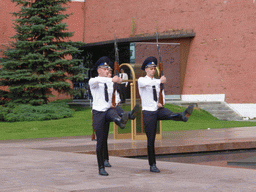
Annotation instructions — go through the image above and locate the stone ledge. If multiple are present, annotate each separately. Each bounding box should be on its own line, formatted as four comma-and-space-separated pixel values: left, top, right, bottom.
75, 140, 256, 157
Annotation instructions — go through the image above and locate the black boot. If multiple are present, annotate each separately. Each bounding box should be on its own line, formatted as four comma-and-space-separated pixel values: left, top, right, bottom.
182, 104, 194, 122
99, 166, 109, 176
97, 151, 108, 175
104, 159, 112, 167
128, 104, 140, 120
150, 164, 160, 173
114, 112, 128, 129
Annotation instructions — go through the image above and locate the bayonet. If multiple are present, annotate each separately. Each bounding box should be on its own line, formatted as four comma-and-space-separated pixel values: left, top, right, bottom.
114, 31, 119, 65
112, 31, 120, 107
156, 32, 162, 65
156, 32, 164, 106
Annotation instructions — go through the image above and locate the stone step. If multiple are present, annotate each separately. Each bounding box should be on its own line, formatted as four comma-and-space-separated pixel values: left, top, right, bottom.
213, 114, 240, 118
168, 101, 243, 121
211, 110, 240, 114
199, 105, 231, 110
198, 102, 243, 121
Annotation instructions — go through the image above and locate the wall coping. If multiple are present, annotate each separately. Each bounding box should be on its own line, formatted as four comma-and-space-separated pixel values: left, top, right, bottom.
79, 30, 195, 48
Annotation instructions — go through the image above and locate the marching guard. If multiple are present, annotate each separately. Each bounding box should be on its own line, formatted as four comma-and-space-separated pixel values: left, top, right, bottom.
89, 56, 139, 176
138, 56, 194, 173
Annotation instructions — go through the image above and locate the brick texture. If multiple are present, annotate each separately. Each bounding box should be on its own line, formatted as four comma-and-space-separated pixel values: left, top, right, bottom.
1, 0, 256, 103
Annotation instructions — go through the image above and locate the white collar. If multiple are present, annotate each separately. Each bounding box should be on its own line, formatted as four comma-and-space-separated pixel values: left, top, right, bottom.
145, 75, 155, 80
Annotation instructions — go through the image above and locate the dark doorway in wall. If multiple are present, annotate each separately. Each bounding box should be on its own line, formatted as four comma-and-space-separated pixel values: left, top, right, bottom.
81, 42, 131, 78
74, 32, 195, 100
73, 42, 131, 100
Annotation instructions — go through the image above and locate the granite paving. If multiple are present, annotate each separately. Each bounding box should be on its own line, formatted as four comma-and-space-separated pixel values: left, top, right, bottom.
0, 127, 256, 191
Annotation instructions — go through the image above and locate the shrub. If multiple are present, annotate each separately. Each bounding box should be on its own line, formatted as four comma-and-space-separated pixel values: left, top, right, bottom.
1, 102, 75, 122
0, 106, 10, 121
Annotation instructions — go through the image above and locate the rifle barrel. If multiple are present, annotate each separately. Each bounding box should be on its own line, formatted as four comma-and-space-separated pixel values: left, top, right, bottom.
156, 32, 164, 106
112, 32, 120, 107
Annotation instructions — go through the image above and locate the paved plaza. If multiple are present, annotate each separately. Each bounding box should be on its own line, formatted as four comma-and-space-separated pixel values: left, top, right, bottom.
0, 127, 256, 191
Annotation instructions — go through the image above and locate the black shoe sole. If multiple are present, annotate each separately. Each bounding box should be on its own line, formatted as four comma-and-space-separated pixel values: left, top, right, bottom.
130, 104, 140, 119
99, 169, 109, 176
186, 104, 194, 115
150, 168, 160, 173
99, 173, 109, 176
117, 112, 128, 129
121, 112, 128, 125
182, 104, 194, 122
150, 170, 160, 173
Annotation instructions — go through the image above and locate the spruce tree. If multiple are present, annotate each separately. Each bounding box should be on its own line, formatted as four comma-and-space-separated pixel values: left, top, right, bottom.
0, 0, 84, 105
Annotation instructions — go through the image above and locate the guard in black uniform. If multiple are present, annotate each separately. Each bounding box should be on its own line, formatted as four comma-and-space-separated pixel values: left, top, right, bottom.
89, 56, 139, 176
138, 56, 194, 173
102, 62, 139, 169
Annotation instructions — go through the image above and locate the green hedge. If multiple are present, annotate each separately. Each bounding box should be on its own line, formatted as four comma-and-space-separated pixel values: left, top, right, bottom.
0, 102, 75, 122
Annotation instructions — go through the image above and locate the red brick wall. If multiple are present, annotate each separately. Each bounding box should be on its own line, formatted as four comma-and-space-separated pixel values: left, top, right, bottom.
0, 0, 18, 57
66, 1, 85, 43
83, 0, 256, 103
1, 0, 256, 103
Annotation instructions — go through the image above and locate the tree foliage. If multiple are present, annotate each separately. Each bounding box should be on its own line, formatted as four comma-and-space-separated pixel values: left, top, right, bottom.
0, 0, 85, 105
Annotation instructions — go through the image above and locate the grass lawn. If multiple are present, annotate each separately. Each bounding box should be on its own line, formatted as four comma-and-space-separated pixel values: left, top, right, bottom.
161, 105, 256, 131
0, 104, 255, 140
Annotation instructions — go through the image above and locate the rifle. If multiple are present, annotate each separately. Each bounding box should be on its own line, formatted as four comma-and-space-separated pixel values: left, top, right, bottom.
156, 32, 164, 106
111, 31, 120, 107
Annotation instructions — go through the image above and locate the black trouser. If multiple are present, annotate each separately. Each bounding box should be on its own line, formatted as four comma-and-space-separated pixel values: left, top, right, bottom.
93, 107, 124, 169
103, 122, 110, 161
103, 106, 124, 160
143, 108, 184, 166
